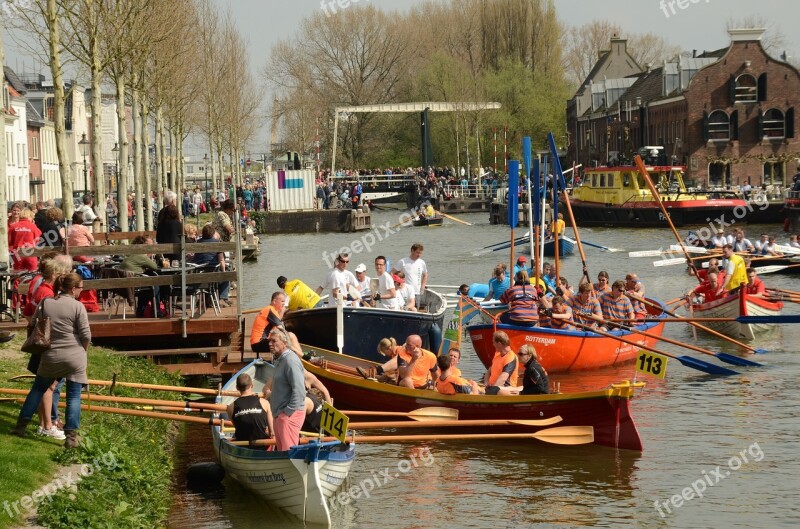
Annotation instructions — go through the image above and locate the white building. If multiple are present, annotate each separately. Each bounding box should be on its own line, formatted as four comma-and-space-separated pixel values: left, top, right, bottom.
3, 73, 30, 202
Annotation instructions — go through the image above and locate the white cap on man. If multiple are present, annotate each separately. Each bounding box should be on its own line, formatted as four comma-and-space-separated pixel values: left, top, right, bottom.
355, 263, 367, 273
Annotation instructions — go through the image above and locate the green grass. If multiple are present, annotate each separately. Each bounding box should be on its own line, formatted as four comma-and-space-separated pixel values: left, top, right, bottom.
0, 335, 187, 529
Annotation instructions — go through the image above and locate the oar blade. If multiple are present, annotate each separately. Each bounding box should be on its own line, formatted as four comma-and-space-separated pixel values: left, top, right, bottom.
737, 315, 800, 324
653, 257, 687, 267
629, 250, 671, 257
407, 406, 460, 421
531, 426, 594, 445
509, 416, 563, 427
715, 353, 763, 367
677, 355, 740, 376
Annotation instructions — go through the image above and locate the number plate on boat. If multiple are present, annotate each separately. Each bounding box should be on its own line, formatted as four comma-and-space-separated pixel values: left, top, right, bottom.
321, 402, 349, 443
636, 351, 668, 379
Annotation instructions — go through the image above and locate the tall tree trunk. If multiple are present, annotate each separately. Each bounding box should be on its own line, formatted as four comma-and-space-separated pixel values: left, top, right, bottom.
47, 0, 75, 218
115, 73, 129, 232
0, 28, 8, 264
155, 106, 165, 204
90, 58, 106, 228
132, 80, 144, 231
142, 101, 153, 230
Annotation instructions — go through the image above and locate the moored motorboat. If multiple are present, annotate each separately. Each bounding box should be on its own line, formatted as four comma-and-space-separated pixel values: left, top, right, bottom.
283, 289, 447, 361
212, 359, 355, 527
467, 301, 666, 372
300, 346, 644, 451
689, 288, 783, 340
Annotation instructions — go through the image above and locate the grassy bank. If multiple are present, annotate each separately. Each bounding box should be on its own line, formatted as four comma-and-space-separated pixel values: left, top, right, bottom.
0, 335, 185, 529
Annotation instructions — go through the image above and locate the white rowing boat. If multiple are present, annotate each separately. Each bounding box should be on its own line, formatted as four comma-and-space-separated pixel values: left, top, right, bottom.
689, 288, 783, 340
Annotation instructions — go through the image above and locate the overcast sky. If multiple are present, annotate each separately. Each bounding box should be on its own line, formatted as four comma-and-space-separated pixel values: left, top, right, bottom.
3, 0, 798, 155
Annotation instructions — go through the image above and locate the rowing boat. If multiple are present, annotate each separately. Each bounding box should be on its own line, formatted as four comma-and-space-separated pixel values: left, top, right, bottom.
301, 346, 644, 451
211, 359, 355, 527
412, 216, 443, 227
689, 288, 783, 340
467, 300, 666, 372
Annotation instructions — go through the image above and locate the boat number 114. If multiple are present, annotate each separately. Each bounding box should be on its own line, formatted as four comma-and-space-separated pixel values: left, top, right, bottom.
636, 351, 668, 379
321, 402, 350, 443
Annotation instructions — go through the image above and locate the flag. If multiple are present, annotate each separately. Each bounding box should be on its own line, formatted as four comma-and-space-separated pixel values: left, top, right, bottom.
438, 295, 481, 356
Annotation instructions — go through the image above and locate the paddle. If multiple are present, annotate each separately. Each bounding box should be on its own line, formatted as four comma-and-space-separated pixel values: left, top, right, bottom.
561, 188, 590, 283
605, 315, 800, 324
223, 416, 565, 433
231, 426, 596, 447
629, 294, 769, 354
629, 250, 687, 257
768, 287, 800, 297
578, 240, 624, 252
586, 316, 762, 367
340, 407, 460, 421
756, 263, 800, 274
634, 155, 700, 279
570, 320, 740, 376
436, 210, 473, 226
336, 290, 344, 354
6, 377, 242, 397
0, 388, 230, 410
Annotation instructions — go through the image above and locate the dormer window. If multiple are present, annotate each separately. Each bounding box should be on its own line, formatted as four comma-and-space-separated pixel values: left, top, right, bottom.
734, 74, 758, 103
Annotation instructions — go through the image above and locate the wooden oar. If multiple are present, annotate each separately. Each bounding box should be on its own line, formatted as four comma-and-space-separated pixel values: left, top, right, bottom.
579, 240, 624, 252
634, 155, 700, 279
7, 376, 237, 396
561, 188, 590, 283
629, 294, 768, 354
606, 315, 800, 324
339, 407, 459, 421
768, 287, 800, 297
223, 416, 564, 433
570, 320, 740, 376
587, 316, 762, 367
755, 264, 800, 275
436, 210, 472, 226
0, 388, 232, 410
231, 426, 595, 447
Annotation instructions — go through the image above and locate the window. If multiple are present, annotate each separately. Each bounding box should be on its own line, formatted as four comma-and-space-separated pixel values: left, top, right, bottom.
734, 74, 758, 103
707, 111, 730, 141
708, 163, 731, 187
31, 137, 39, 160
592, 174, 597, 187
763, 161, 784, 185
599, 173, 606, 187
608, 173, 614, 187
762, 108, 785, 139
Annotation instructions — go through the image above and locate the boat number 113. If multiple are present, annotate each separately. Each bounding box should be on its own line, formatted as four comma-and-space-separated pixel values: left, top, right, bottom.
636, 351, 668, 379
321, 402, 350, 443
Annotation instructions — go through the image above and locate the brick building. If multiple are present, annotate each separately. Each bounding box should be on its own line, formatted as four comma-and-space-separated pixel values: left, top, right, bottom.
567, 29, 800, 189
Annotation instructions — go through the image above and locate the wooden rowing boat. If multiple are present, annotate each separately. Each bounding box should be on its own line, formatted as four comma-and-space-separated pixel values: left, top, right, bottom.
689, 288, 783, 340
412, 216, 443, 227
284, 289, 447, 361
301, 346, 644, 451
211, 359, 355, 527
467, 300, 666, 372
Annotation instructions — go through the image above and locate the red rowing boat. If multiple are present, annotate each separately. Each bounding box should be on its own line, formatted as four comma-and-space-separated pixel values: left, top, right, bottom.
301, 346, 644, 451
468, 301, 666, 373
690, 288, 782, 340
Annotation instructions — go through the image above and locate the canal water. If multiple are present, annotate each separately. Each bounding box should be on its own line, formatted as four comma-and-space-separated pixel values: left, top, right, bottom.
169, 209, 800, 528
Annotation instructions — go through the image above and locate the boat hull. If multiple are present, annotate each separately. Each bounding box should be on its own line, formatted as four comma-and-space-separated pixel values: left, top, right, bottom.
567, 199, 749, 228
302, 347, 643, 451
690, 289, 782, 340
283, 290, 447, 361
542, 236, 575, 256
212, 360, 355, 528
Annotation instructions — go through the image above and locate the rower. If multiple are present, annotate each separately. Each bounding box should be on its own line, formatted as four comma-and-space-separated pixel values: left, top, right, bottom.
483, 264, 510, 302
593, 270, 611, 296
599, 280, 635, 326
435, 355, 481, 395
569, 282, 605, 330
226, 373, 274, 445
686, 271, 725, 303
356, 337, 399, 382
744, 267, 767, 299
722, 244, 748, 292
498, 270, 539, 327
517, 345, 549, 395
483, 331, 518, 395
542, 295, 575, 331
710, 229, 728, 249
396, 334, 438, 389
250, 292, 290, 356
624, 273, 648, 321
696, 257, 725, 284
448, 346, 463, 377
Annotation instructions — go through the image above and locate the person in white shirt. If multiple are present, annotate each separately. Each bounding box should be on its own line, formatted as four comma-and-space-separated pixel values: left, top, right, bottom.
354, 263, 372, 305
392, 243, 428, 304
710, 230, 728, 249
393, 272, 417, 311
372, 256, 397, 309
76, 195, 97, 224
315, 253, 359, 304
754, 233, 770, 255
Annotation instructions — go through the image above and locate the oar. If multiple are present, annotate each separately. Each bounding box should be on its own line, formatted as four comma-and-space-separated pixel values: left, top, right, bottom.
0, 388, 232, 410
756, 264, 800, 274
605, 315, 800, 324
232, 426, 596, 447
561, 188, 590, 282
629, 249, 685, 257
578, 239, 624, 252
768, 287, 800, 297
587, 316, 762, 367
7, 399, 227, 426
634, 155, 701, 279
223, 416, 565, 433
436, 210, 472, 226
340, 406, 460, 421
570, 320, 740, 376
629, 294, 769, 354
426, 284, 462, 290
7, 376, 238, 397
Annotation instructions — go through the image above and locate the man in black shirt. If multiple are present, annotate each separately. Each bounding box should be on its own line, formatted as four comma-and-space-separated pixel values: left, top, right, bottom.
226, 373, 273, 445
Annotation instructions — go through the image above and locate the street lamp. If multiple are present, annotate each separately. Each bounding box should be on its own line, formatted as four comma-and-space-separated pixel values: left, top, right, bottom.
203, 153, 209, 203
78, 133, 90, 193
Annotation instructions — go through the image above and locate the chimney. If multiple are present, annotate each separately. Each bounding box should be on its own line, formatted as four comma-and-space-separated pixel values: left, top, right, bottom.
692, 49, 697, 58
610, 33, 627, 57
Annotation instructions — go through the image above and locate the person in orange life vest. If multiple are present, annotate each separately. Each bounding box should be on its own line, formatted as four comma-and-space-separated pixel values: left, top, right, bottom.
435, 354, 480, 395
396, 334, 439, 389
250, 291, 301, 356
599, 280, 636, 326
226, 373, 274, 445
448, 346, 463, 377
744, 268, 767, 299
624, 273, 648, 321
9, 208, 42, 271
483, 331, 518, 395
686, 271, 725, 303
540, 295, 576, 331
